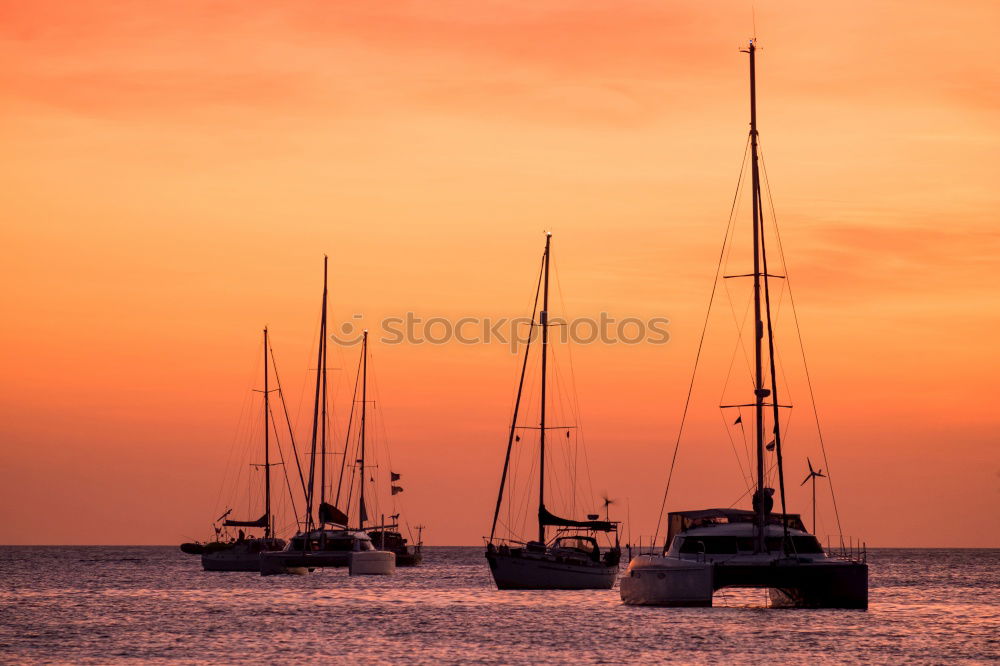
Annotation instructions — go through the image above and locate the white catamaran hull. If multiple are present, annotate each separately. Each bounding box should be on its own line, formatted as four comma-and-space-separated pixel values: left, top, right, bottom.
349, 550, 396, 576
486, 552, 618, 590
620, 554, 868, 608
619, 556, 714, 606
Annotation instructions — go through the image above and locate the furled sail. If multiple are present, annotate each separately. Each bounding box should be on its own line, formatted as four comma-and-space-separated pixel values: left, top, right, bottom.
538, 505, 614, 532
224, 514, 268, 528
318, 502, 348, 526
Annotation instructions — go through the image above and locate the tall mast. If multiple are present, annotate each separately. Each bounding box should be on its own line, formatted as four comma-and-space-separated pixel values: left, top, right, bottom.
747, 41, 768, 554
263, 327, 271, 538
538, 232, 552, 544
304, 256, 328, 533
359, 329, 369, 530
320, 265, 329, 511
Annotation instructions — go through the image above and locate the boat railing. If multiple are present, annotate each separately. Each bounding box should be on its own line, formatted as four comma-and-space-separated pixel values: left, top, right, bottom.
824, 535, 867, 563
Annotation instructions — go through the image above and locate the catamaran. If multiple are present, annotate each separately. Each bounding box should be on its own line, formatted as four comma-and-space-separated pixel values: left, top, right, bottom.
485, 233, 621, 590
620, 41, 868, 608
260, 262, 397, 575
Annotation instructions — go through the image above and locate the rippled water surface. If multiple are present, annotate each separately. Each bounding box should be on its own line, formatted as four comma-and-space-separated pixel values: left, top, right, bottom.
1, 547, 997, 663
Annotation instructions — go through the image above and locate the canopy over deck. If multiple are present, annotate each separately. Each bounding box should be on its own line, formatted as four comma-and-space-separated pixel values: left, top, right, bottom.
667, 509, 806, 545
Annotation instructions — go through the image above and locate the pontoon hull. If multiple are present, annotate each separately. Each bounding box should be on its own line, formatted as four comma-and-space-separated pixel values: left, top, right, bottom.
258, 551, 349, 575
199, 539, 286, 572
486, 551, 618, 590
619, 556, 714, 606
201, 552, 261, 572
620, 556, 868, 609
259, 554, 309, 576
349, 550, 396, 576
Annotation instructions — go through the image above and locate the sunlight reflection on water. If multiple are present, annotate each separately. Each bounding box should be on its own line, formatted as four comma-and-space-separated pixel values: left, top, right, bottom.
1, 547, 997, 663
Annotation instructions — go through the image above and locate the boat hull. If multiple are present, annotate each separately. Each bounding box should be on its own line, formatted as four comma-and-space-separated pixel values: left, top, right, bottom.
718, 560, 869, 609
259, 552, 314, 576
201, 551, 261, 572
199, 539, 286, 572
620, 555, 868, 609
619, 556, 714, 606
395, 551, 423, 567
349, 551, 396, 576
258, 550, 350, 575
486, 550, 618, 590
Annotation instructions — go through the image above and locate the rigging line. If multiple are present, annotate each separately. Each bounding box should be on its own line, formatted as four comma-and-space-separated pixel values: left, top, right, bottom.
291, 305, 323, 475
370, 362, 398, 500
334, 348, 363, 508
737, 408, 753, 475
546, 346, 576, 514
267, 400, 300, 524
759, 142, 844, 538
551, 253, 599, 515
267, 336, 309, 504
719, 409, 754, 493
490, 252, 544, 542
719, 145, 755, 390
721, 280, 757, 392
212, 347, 260, 519
728, 459, 780, 508
549, 263, 580, 506
650, 134, 751, 550
721, 136, 752, 278
720, 136, 757, 432
719, 287, 754, 411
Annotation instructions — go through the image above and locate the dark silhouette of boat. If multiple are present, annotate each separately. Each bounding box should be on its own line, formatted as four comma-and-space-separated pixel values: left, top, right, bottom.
179, 328, 286, 571
485, 233, 621, 590
620, 40, 867, 609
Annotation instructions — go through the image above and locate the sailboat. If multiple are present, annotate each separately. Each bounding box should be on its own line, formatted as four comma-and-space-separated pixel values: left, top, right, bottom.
260, 260, 392, 575
485, 233, 621, 590
179, 327, 286, 571
620, 41, 868, 608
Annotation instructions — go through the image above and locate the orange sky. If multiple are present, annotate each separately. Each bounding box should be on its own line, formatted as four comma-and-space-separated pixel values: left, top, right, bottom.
1, 1, 998, 546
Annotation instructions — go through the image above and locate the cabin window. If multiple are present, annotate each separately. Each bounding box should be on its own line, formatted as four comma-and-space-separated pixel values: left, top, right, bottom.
679, 536, 737, 554
555, 537, 595, 554
790, 536, 824, 554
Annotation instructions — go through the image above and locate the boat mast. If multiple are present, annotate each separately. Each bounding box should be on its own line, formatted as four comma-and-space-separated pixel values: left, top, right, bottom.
746, 41, 768, 554
488, 253, 544, 543
359, 329, 369, 530
304, 256, 328, 534
263, 327, 272, 538
538, 232, 552, 544
745, 40, 791, 551
320, 275, 329, 513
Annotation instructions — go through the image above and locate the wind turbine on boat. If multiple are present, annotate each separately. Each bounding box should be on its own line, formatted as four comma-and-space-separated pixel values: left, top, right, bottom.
800, 458, 826, 533
602, 493, 616, 523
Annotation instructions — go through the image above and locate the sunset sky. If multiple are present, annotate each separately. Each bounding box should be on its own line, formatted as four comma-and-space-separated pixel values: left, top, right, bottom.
1, 1, 997, 547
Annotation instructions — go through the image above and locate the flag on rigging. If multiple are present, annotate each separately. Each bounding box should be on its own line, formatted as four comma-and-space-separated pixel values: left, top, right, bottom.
391, 485, 404, 495
733, 415, 742, 425
390, 472, 401, 482
765, 439, 776, 451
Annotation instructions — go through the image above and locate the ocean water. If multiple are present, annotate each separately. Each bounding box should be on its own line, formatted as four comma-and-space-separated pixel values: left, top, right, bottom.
1, 547, 997, 664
